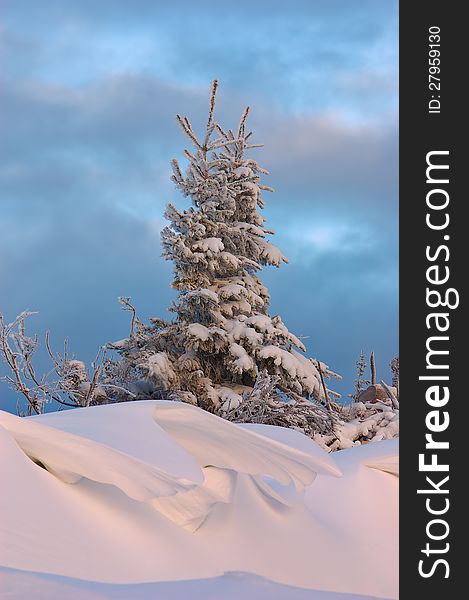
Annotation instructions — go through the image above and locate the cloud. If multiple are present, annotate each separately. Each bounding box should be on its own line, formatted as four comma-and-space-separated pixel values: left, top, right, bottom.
0, 71, 397, 228
3, 1, 397, 116
256, 111, 398, 209
282, 219, 380, 261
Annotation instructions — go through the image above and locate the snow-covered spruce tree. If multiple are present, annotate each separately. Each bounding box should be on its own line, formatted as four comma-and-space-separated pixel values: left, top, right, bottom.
115, 81, 339, 421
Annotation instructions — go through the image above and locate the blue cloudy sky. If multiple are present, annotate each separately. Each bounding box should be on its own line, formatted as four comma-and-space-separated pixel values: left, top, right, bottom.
0, 0, 398, 410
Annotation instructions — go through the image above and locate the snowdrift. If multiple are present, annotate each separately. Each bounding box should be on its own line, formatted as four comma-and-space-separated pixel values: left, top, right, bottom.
0, 401, 398, 599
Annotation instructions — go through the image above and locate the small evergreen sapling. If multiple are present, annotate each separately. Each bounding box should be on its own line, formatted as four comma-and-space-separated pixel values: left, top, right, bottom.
351, 350, 369, 401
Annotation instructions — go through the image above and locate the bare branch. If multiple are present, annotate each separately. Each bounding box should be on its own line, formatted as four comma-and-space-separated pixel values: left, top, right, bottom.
118, 297, 137, 337
370, 351, 376, 385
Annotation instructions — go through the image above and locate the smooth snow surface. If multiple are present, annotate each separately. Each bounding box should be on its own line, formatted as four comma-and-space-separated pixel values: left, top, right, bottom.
0, 568, 387, 600
0, 401, 398, 599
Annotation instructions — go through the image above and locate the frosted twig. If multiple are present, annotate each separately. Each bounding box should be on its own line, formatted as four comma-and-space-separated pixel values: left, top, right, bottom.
206, 79, 219, 131
176, 114, 201, 149
317, 361, 332, 411
118, 297, 138, 337
238, 106, 250, 138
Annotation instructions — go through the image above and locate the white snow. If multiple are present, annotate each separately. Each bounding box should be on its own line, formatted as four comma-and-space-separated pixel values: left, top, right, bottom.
259, 346, 320, 394
228, 319, 264, 345
0, 568, 385, 600
232, 221, 266, 238
233, 166, 252, 179
0, 401, 398, 599
218, 386, 244, 412
192, 237, 225, 253
65, 359, 87, 371
187, 322, 210, 341
245, 314, 274, 332
229, 342, 255, 373
258, 239, 288, 266
145, 352, 177, 385
186, 288, 219, 303
0, 408, 195, 501
218, 283, 247, 299
241, 180, 259, 197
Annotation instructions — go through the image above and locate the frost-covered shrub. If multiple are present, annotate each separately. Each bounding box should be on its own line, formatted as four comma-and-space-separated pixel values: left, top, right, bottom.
314, 399, 399, 452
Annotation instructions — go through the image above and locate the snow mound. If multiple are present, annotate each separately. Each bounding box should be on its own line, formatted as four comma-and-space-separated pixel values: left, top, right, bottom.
0, 401, 398, 599
0, 410, 195, 501
0, 567, 385, 600
30, 400, 202, 482
151, 401, 342, 488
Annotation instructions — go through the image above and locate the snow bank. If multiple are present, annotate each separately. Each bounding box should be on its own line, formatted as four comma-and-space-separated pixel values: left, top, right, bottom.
0, 568, 385, 600
0, 410, 195, 501
0, 401, 398, 599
